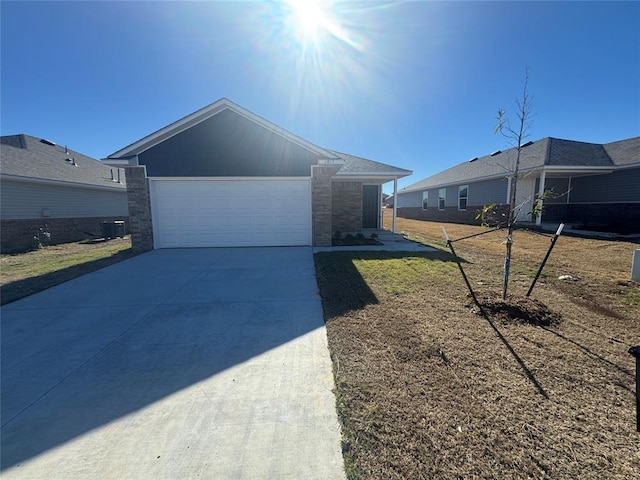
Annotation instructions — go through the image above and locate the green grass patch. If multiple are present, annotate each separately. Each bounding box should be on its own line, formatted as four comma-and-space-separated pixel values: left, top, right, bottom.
1, 242, 131, 280
1, 238, 135, 305
354, 254, 457, 296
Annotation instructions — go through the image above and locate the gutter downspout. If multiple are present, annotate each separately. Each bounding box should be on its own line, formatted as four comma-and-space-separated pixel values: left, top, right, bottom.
392, 177, 398, 233
536, 170, 546, 226
378, 185, 383, 229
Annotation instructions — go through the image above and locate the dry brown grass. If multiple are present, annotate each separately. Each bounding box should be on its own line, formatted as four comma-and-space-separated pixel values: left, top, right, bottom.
315, 219, 640, 479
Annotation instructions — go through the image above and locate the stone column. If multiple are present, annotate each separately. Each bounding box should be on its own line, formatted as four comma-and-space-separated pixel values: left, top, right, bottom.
124, 166, 153, 253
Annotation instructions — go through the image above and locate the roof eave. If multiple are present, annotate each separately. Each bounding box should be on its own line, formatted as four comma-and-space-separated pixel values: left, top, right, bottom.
1, 173, 127, 191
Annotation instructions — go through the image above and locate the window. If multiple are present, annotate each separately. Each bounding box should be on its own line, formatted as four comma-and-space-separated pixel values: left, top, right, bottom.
458, 185, 468, 210
438, 188, 446, 210
422, 191, 428, 210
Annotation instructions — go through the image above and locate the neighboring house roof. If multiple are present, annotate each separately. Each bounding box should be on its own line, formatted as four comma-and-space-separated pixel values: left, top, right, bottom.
603, 136, 640, 166
105, 98, 411, 179
1, 134, 126, 190
400, 136, 640, 193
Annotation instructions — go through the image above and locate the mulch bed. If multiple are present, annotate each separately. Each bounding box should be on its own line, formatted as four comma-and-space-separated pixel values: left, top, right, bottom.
471, 292, 562, 327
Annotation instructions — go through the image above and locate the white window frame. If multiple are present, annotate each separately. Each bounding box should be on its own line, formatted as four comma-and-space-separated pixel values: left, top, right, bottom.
438, 188, 446, 210
458, 185, 468, 211
422, 191, 428, 210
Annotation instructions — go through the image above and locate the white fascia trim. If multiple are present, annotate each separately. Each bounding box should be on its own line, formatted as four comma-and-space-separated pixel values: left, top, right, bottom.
109, 98, 337, 160
1, 174, 126, 192
336, 170, 412, 176
148, 176, 312, 182
541, 166, 615, 174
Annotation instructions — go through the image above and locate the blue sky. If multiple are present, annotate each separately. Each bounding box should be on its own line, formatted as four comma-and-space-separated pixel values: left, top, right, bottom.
2, 1, 639, 192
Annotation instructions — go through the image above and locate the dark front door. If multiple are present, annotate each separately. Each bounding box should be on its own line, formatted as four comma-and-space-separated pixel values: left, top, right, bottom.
362, 185, 380, 228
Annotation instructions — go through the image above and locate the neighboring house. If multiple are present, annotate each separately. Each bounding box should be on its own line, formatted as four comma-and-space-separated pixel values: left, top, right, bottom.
0, 134, 128, 252
104, 98, 411, 251
396, 136, 640, 231
384, 193, 394, 207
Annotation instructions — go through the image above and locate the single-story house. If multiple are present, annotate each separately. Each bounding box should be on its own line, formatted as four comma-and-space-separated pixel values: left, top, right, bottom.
104, 98, 411, 251
396, 136, 640, 231
0, 134, 129, 252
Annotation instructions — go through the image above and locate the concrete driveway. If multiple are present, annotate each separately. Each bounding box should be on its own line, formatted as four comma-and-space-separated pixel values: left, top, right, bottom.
1, 247, 345, 479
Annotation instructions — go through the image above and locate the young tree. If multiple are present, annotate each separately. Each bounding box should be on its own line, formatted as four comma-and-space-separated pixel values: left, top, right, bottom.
495, 70, 533, 300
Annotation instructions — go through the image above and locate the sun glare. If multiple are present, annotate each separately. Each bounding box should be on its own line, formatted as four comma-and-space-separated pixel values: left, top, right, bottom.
289, 1, 323, 42
285, 0, 357, 49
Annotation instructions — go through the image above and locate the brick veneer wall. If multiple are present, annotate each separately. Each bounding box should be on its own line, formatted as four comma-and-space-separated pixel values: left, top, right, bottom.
398, 204, 511, 226
125, 166, 154, 253
311, 165, 340, 246
544, 203, 640, 231
0, 216, 129, 253
332, 181, 363, 234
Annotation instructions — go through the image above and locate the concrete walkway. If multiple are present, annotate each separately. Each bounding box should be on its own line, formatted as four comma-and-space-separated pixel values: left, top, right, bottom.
314, 230, 437, 253
1, 248, 345, 479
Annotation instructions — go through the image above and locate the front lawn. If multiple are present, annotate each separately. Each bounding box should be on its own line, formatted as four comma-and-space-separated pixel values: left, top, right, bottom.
1, 237, 135, 305
315, 220, 639, 479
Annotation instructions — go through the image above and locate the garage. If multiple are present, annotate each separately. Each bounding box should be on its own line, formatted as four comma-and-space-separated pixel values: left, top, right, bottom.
105, 99, 411, 251
150, 178, 311, 248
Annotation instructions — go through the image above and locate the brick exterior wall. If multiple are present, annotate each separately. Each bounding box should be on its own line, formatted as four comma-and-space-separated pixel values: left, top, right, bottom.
543, 203, 640, 231
332, 181, 363, 234
125, 166, 154, 253
311, 165, 340, 246
398, 204, 511, 226
0, 216, 129, 253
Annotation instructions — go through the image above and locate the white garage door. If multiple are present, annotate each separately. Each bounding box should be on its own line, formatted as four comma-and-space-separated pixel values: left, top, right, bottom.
150, 178, 311, 248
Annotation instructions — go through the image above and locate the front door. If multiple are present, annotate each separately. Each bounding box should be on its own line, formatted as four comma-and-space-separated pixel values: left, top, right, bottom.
362, 185, 380, 228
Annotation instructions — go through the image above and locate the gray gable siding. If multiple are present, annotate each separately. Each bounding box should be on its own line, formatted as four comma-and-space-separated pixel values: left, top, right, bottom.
397, 190, 422, 208
138, 109, 319, 177
466, 178, 508, 206
1, 180, 128, 220
569, 168, 640, 203
398, 178, 508, 209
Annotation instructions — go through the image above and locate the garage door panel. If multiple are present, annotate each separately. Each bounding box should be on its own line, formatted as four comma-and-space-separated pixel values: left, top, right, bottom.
150, 179, 311, 248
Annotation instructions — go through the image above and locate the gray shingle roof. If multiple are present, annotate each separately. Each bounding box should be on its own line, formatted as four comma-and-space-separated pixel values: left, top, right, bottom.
329, 150, 412, 177
546, 138, 613, 166
400, 136, 640, 193
1, 134, 126, 189
603, 136, 640, 166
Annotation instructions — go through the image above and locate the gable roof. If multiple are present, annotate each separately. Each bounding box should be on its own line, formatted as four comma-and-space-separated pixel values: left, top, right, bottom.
1, 134, 126, 190
106, 97, 412, 179
107, 98, 338, 160
400, 136, 640, 193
